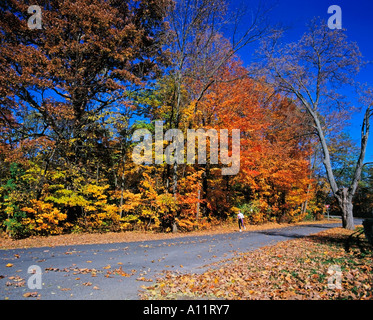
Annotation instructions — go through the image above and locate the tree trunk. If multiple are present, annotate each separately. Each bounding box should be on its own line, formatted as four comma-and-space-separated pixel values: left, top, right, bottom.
340, 201, 354, 230
309, 105, 369, 230
119, 170, 125, 218
172, 161, 178, 198
335, 106, 370, 230
201, 167, 209, 217
336, 188, 354, 230
196, 189, 200, 220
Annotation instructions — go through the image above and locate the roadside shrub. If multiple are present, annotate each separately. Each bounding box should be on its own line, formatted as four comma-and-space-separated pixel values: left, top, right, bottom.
239, 200, 266, 225
21, 200, 67, 236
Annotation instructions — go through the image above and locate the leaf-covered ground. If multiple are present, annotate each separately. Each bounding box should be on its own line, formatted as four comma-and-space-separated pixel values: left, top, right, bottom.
141, 227, 373, 300
0, 220, 336, 250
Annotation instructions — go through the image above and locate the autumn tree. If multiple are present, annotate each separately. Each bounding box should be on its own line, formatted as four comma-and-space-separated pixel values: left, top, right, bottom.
190, 60, 314, 223
258, 19, 371, 229
0, 0, 170, 236
155, 0, 274, 200
0, 0, 169, 152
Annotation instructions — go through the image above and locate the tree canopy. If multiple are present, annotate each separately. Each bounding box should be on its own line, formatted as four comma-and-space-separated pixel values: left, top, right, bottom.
0, 1, 371, 238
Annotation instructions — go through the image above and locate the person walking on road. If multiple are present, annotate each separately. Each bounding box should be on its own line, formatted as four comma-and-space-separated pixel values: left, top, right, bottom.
237, 210, 246, 232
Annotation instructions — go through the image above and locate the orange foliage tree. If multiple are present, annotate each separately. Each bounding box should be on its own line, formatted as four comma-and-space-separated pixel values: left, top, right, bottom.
188, 60, 315, 224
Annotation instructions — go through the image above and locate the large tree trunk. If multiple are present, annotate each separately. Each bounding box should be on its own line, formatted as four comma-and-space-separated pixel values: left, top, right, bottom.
335, 107, 370, 230
336, 188, 354, 230
309, 106, 370, 231
340, 201, 354, 230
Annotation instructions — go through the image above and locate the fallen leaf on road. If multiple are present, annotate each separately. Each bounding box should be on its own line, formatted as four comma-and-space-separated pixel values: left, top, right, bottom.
136, 277, 153, 282
6, 263, 13, 267
106, 266, 135, 277
23, 292, 38, 298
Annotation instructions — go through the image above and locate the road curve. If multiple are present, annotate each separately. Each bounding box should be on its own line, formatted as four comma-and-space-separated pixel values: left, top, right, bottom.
0, 221, 349, 300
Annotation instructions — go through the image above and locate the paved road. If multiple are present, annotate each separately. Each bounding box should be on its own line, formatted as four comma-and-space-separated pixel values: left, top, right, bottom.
0, 221, 352, 300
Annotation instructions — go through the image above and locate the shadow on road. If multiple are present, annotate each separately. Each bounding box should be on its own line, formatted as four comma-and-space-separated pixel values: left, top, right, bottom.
298, 224, 341, 229
254, 223, 341, 240
306, 228, 372, 255
255, 230, 306, 239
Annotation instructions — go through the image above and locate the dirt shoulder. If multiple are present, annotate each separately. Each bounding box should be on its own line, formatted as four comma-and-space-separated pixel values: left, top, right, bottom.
0, 219, 339, 250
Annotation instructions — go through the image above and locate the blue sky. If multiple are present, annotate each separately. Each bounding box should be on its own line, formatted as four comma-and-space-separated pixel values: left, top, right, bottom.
228, 0, 373, 162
